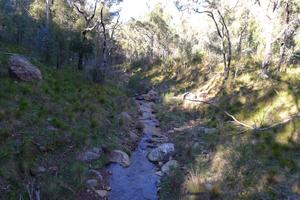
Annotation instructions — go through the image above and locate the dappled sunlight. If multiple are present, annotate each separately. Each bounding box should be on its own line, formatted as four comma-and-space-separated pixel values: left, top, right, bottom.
234, 71, 273, 93
243, 90, 298, 127
276, 120, 300, 144
183, 170, 206, 194
282, 67, 300, 83
182, 145, 238, 198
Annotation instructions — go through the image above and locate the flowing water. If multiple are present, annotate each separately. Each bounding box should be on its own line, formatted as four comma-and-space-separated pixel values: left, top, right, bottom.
108, 99, 161, 200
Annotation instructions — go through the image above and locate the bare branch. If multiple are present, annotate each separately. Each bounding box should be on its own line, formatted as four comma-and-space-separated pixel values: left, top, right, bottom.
73, 3, 88, 22
183, 95, 300, 132
88, 0, 99, 22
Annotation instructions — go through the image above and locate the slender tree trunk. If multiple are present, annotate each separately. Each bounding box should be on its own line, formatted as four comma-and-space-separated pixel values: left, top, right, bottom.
44, 0, 51, 63
78, 33, 87, 70
262, 24, 274, 74
46, 0, 50, 29
96, 6, 107, 83
78, 51, 84, 70
56, 44, 63, 69
260, 1, 281, 75
56, 54, 60, 69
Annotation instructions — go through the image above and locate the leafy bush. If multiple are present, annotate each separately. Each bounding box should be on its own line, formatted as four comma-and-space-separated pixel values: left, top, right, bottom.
191, 51, 204, 64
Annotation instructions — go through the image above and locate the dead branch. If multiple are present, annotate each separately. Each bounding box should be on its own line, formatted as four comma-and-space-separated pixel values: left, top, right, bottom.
183, 96, 253, 129
255, 113, 300, 131
73, 3, 88, 22
183, 95, 300, 132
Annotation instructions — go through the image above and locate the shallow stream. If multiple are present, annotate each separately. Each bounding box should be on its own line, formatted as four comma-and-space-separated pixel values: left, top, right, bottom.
108, 99, 161, 200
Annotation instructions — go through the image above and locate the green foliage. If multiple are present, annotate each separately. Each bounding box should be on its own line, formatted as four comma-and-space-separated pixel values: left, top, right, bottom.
0, 47, 135, 198
191, 51, 204, 64
155, 62, 300, 199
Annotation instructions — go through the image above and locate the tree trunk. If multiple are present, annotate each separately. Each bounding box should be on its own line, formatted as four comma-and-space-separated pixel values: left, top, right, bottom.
78, 51, 84, 70
44, 0, 51, 63
261, 18, 275, 75
95, 6, 107, 83
78, 32, 87, 70
45, 0, 50, 29
56, 44, 63, 69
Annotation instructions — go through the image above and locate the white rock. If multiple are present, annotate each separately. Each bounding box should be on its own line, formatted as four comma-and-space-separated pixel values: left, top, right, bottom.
147, 143, 175, 162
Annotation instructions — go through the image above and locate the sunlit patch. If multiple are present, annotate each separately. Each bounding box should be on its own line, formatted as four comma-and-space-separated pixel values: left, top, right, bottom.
184, 170, 206, 194
275, 124, 294, 144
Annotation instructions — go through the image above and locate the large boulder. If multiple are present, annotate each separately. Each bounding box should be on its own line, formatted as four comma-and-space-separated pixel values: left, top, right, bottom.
147, 143, 175, 162
8, 55, 42, 81
109, 150, 131, 167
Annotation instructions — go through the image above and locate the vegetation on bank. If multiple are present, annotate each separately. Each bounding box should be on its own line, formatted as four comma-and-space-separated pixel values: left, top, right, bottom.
132, 59, 300, 199
0, 44, 137, 199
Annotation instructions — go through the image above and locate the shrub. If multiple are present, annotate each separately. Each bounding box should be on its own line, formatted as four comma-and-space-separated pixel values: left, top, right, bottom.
191, 51, 204, 64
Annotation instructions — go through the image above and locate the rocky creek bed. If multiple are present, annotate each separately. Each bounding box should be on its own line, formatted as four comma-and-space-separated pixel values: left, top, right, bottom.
108, 91, 177, 200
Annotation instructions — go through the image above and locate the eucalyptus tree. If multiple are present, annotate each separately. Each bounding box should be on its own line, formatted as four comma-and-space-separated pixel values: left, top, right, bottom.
176, 0, 233, 80
120, 3, 178, 67
252, 0, 300, 74
71, 0, 100, 70
96, 6, 120, 82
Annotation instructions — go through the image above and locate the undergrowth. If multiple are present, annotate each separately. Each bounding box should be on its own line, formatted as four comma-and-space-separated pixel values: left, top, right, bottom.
0, 44, 136, 199
147, 61, 300, 200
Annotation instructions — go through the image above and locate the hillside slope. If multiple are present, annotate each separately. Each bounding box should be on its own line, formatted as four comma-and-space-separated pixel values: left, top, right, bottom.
0, 45, 138, 199
131, 61, 300, 200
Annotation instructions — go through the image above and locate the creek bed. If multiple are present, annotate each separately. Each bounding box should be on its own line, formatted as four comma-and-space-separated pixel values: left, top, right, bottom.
108, 99, 161, 200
